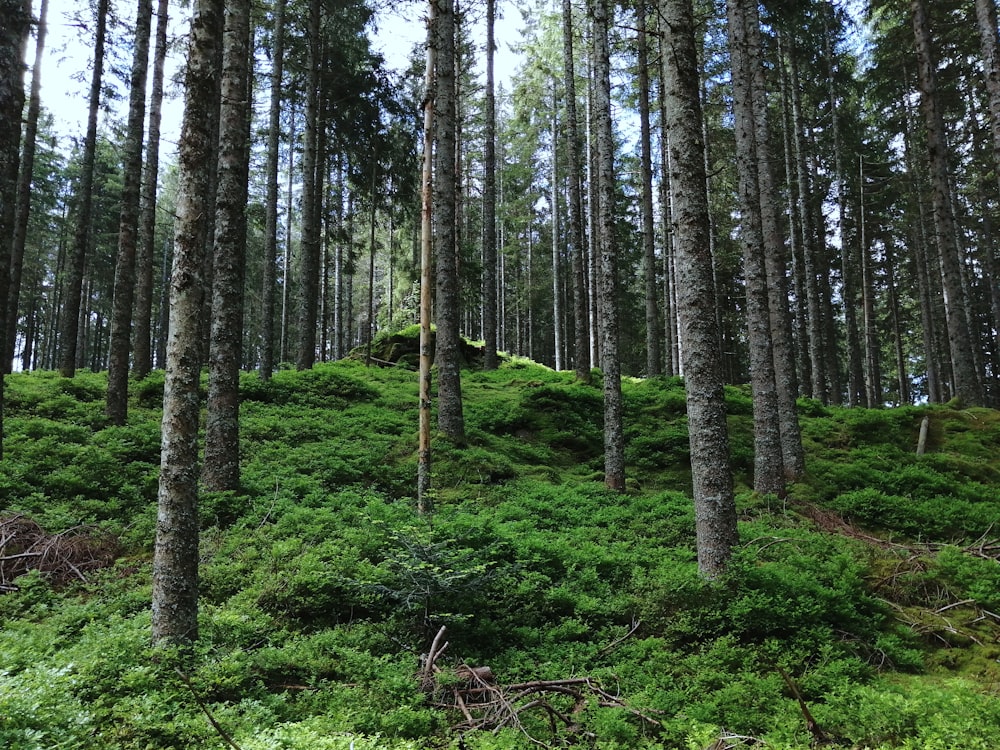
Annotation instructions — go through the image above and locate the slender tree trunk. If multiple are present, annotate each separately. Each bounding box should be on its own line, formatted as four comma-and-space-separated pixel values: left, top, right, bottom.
153, 0, 223, 648
260, 0, 286, 379
203, 0, 250, 492
661, 0, 738, 578
58, 0, 108, 379
726, 0, 785, 496
133, 0, 169, 379
562, 0, 590, 383
295, 0, 322, 370
107, 0, 153, 425
418, 0, 437, 511
550, 93, 563, 371
591, 0, 625, 491
911, 0, 982, 405
637, 0, 660, 377
280, 100, 295, 364
433, 0, 465, 444
6, 0, 47, 372
482, 0, 498, 371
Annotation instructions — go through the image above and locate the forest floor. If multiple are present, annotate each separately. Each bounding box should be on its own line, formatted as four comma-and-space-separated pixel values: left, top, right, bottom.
0, 345, 998, 749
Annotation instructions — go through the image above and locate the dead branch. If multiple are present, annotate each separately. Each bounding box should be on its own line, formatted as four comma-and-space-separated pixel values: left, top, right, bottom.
597, 619, 642, 656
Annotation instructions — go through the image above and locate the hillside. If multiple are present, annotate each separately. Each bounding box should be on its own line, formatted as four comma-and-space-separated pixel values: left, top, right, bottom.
0, 356, 998, 749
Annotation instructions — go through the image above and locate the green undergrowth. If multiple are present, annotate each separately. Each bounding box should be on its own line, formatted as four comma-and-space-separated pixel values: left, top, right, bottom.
0, 357, 998, 748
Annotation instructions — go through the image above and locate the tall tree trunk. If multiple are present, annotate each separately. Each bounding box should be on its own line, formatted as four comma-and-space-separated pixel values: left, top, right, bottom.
153, 0, 223, 648
591, 0, 625, 491
550, 93, 563, 371
637, 0, 660, 377
295, 0, 322, 370
562, 0, 590, 383
482, 0, 498, 371
203, 0, 250, 492
748, 15, 803, 480
58, 0, 108, 379
726, 0, 785, 496
260, 0, 286, 379
133, 0, 169, 379
661, 0, 738, 578
911, 0, 982, 405
107, 0, 153, 425
418, 0, 437, 511
7, 0, 46, 372
433, 0, 465, 444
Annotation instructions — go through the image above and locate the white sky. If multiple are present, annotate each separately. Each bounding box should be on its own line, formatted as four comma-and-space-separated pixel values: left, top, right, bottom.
39, 0, 525, 160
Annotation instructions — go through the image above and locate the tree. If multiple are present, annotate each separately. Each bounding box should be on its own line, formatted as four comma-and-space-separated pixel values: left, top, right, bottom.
152, 0, 224, 647
106, 0, 153, 425
591, 0, 625, 491
660, 0, 738, 578
433, 0, 466, 444
58, 0, 109, 379
203, 0, 251, 492
482, 0, 498, 371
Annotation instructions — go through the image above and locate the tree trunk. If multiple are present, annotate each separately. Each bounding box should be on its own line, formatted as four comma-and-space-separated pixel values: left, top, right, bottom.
260, 0, 286, 379
911, 0, 982, 405
132, 0, 169, 379
203, 0, 250, 493
482, 0, 498, 371
550, 93, 563, 371
152, 0, 223, 648
295, 0, 322, 370
433, 0, 465, 444
637, 0, 660, 377
106, 0, 153, 425
58, 0, 108, 379
6, 0, 47, 373
661, 0, 738, 578
726, 0, 785, 496
591, 0, 625, 491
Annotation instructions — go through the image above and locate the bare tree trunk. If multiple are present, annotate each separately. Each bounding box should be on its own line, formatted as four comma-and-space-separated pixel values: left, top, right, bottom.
295, 0, 322, 370
203, 0, 250, 492
133, 0, 169, 379
433, 0, 465, 444
6, 0, 47, 372
418, 0, 437, 511
153, 0, 223, 648
726, 0, 785, 496
591, 0, 625, 491
911, 0, 982, 405
637, 0, 660, 377
661, 0, 738, 578
107, 0, 153, 425
482, 0, 498, 371
58, 0, 108, 379
550, 93, 563, 370
260, 0, 286, 379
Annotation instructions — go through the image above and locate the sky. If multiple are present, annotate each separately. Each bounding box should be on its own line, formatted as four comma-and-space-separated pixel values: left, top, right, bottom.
38, 0, 526, 160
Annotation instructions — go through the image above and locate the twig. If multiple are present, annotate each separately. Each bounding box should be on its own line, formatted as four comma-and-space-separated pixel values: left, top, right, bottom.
597, 619, 642, 656
175, 668, 245, 750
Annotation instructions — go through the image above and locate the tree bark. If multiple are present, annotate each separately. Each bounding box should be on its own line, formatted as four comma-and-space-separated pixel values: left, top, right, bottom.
911, 0, 982, 405
482, 0, 498, 371
591, 0, 625, 491
637, 0, 660, 377
203, 0, 251, 493
132, 0, 169, 379
58, 0, 108, 379
661, 0, 738, 578
153, 0, 224, 648
433, 0, 465, 444
106, 0, 153, 425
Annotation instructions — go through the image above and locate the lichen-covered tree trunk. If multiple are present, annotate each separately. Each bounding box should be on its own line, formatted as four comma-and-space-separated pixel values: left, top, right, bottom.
132, 0, 169, 380
418, 0, 436, 510
152, 0, 223, 648
106, 0, 153, 426
6, 0, 47, 373
433, 0, 465, 444
58, 0, 108, 379
636, 0, 660, 378
591, 0, 625, 492
660, 0, 738, 578
203, 0, 251, 493
726, 0, 785, 497
911, 0, 983, 406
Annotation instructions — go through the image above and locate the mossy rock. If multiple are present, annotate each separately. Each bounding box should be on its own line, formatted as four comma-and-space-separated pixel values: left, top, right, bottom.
351, 328, 484, 369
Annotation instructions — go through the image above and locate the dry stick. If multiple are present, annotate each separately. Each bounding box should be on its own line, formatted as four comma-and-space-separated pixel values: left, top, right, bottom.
597, 619, 642, 655
175, 668, 245, 750
776, 666, 827, 743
